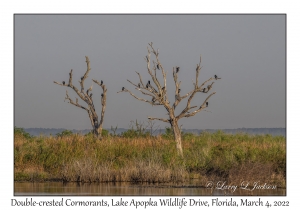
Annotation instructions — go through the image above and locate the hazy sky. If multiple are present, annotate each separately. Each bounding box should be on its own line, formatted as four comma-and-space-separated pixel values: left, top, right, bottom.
14, 14, 285, 130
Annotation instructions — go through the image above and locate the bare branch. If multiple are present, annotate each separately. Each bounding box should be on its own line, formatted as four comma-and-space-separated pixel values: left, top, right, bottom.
179, 92, 216, 118
147, 116, 169, 123
135, 71, 145, 88
64, 90, 88, 111
117, 88, 158, 106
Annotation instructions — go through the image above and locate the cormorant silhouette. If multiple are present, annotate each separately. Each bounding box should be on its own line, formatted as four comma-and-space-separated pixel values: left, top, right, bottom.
148, 80, 150, 85
178, 89, 181, 93
62, 81, 65, 85
122, 87, 125, 91
81, 77, 84, 80
138, 83, 141, 88
214, 75, 221, 80
157, 64, 160, 70
206, 102, 208, 107
203, 88, 206, 92
176, 67, 180, 73
101, 93, 103, 97
100, 80, 103, 85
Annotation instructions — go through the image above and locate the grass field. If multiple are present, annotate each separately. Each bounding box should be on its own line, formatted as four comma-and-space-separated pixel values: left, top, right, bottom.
14, 128, 286, 188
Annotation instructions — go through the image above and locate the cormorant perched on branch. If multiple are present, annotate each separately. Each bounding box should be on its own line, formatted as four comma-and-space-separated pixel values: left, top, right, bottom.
81, 77, 84, 80
146, 84, 149, 88
148, 80, 150, 85
62, 81, 65, 85
206, 102, 208, 107
203, 88, 206, 92
101, 93, 103, 97
138, 83, 141, 88
100, 80, 103, 85
122, 87, 125, 91
176, 67, 180, 73
200, 106, 202, 109
214, 75, 221, 80
178, 89, 181, 93
157, 64, 160, 70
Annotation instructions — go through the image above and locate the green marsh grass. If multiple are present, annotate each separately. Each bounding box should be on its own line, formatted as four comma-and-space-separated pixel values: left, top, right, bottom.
14, 130, 286, 188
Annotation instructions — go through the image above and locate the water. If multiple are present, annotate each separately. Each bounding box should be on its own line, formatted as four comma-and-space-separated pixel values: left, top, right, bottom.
14, 182, 286, 196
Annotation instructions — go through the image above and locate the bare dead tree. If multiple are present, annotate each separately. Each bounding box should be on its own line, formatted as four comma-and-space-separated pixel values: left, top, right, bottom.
54, 56, 107, 140
118, 43, 220, 156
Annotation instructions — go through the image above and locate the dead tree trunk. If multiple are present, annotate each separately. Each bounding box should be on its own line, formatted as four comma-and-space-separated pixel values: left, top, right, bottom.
54, 56, 107, 140
170, 118, 183, 156
119, 43, 220, 157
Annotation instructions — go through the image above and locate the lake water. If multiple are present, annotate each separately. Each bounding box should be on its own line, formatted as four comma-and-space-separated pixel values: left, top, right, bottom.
14, 182, 286, 196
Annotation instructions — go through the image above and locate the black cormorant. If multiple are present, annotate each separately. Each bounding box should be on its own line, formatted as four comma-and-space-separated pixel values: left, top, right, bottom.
101, 80, 103, 85
157, 64, 160, 69
203, 88, 206, 92
138, 83, 141, 88
178, 89, 181, 93
214, 75, 221, 79
148, 80, 150, 85
206, 102, 208, 107
62, 81, 65, 85
101, 93, 103, 97
176, 67, 180, 73
122, 87, 125, 91
81, 77, 84, 80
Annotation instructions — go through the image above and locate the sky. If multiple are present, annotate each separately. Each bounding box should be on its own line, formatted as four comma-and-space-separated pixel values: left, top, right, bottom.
14, 14, 286, 130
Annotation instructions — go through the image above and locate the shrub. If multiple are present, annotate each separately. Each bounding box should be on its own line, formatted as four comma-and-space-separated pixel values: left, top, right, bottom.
14, 127, 32, 139
56, 130, 73, 138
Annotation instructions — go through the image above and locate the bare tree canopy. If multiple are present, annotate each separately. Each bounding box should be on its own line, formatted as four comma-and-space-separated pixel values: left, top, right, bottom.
119, 43, 220, 156
54, 56, 107, 139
